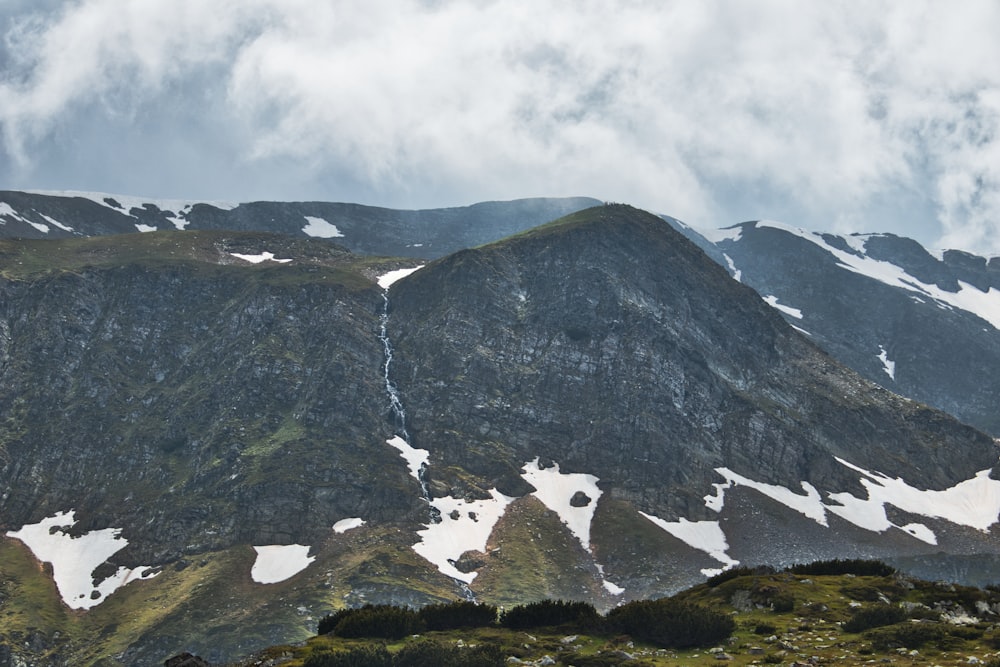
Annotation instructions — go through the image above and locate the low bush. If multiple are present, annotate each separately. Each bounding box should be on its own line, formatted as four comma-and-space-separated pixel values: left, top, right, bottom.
303, 645, 393, 667
394, 640, 503, 667
606, 599, 734, 649
706, 565, 776, 587
418, 600, 497, 631
787, 559, 895, 577
865, 622, 946, 650
844, 604, 907, 633
498, 600, 600, 630
327, 605, 425, 640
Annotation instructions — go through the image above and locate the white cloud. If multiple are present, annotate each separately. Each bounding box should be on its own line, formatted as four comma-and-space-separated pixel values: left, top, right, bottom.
2, 1, 1000, 253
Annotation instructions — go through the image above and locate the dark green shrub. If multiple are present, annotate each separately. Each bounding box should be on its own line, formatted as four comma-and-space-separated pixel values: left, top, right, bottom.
706, 565, 776, 587
787, 559, 895, 577
866, 622, 946, 650
318, 608, 356, 635
330, 604, 425, 639
606, 599, 735, 649
394, 640, 503, 667
770, 593, 795, 613
753, 623, 777, 635
418, 600, 497, 630
498, 600, 600, 630
303, 645, 393, 667
844, 604, 907, 633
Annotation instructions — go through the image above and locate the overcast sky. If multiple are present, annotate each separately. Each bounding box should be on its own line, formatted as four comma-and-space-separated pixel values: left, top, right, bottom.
2, 1, 999, 254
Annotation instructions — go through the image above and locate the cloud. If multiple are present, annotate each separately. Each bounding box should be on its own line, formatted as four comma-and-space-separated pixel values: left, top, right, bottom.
2, 1, 1000, 253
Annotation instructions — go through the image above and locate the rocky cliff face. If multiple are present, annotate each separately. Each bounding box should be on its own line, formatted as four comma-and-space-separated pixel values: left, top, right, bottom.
0, 208, 997, 665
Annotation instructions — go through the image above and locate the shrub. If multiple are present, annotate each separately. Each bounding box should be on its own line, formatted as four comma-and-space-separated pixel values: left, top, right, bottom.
865, 622, 946, 650
787, 559, 895, 577
706, 565, 776, 587
498, 600, 600, 630
753, 623, 777, 635
328, 604, 425, 639
303, 645, 393, 667
843, 604, 907, 633
318, 608, 357, 635
394, 640, 503, 667
606, 599, 735, 649
418, 600, 497, 631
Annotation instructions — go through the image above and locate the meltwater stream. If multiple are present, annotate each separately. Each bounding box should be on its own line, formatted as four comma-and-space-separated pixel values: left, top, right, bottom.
378, 288, 435, 510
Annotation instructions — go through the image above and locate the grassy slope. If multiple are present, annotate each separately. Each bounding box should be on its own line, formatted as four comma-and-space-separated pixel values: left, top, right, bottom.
237, 570, 1000, 667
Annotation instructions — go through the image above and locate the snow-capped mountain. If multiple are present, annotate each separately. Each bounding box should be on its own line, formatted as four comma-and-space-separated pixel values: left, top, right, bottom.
672, 219, 1000, 437
0, 204, 997, 664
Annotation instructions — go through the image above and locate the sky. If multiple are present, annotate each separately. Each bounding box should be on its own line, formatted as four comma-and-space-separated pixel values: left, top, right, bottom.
1, 1, 999, 254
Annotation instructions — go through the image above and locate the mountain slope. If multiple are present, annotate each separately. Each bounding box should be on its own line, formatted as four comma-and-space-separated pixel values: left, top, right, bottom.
0, 190, 600, 258
0, 207, 997, 664
689, 221, 1000, 436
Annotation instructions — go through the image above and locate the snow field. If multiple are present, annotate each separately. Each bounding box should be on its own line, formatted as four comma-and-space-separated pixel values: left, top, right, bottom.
302, 216, 344, 238
377, 265, 425, 289
229, 251, 293, 264
250, 544, 315, 584
5, 510, 157, 610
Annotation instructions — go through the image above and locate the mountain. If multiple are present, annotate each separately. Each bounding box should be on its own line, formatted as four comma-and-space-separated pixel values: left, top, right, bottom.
0, 190, 600, 257
0, 205, 998, 665
674, 220, 1000, 437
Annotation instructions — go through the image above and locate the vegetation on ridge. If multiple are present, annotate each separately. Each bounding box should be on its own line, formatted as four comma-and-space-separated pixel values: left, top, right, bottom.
220, 561, 1000, 667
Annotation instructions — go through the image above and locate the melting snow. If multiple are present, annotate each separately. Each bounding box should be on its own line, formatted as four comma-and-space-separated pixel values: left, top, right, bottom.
699, 225, 744, 243
723, 254, 742, 282
603, 579, 625, 595
827, 458, 1000, 534
5, 510, 157, 610
877, 345, 896, 380
701, 458, 1000, 546
333, 518, 366, 534
250, 544, 315, 584
413, 489, 515, 583
25, 190, 238, 212
302, 216, 344, 238
707, 467, 828, 525
763, 295, 804, 319
386, 435, 429, 481
377, 265, 425, 289
521, 458, 602, 551
640, 513, 739, 576
756, 221, 1000, 329
230, 251, 293, 264
40, 213, 74, 232
134, 224, 157, 233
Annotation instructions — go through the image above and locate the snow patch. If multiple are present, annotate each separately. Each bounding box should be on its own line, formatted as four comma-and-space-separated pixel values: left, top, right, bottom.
723, 254, 742, 282
134, 224, 157, 233
603, 579, 625, 595
756, 221, 1000, 329
877, 345, 896, 380
302, 216, 344, 238
640, 513, 739, 575
26, 220, 49, 233
827, 458, 1000, 534
413, 489, 515, 583
230, 251, 293, 264
387, 435, 429, 481
699, 225, 743, 243
0, 202, 18, 218
377, 265, 424, 289
40, 213, 74, 232
251, 544, 315, 584
25, 190, 238, 212
6, 510, 157, 610
333, 518, 365, 534
709, 467, 828, 525
763, 295, 804, 319
521, 458, 602, 551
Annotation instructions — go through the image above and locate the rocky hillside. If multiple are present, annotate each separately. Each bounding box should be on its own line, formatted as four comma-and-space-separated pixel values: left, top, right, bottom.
0, 206, 998, 665
671, 220, 1000, 437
